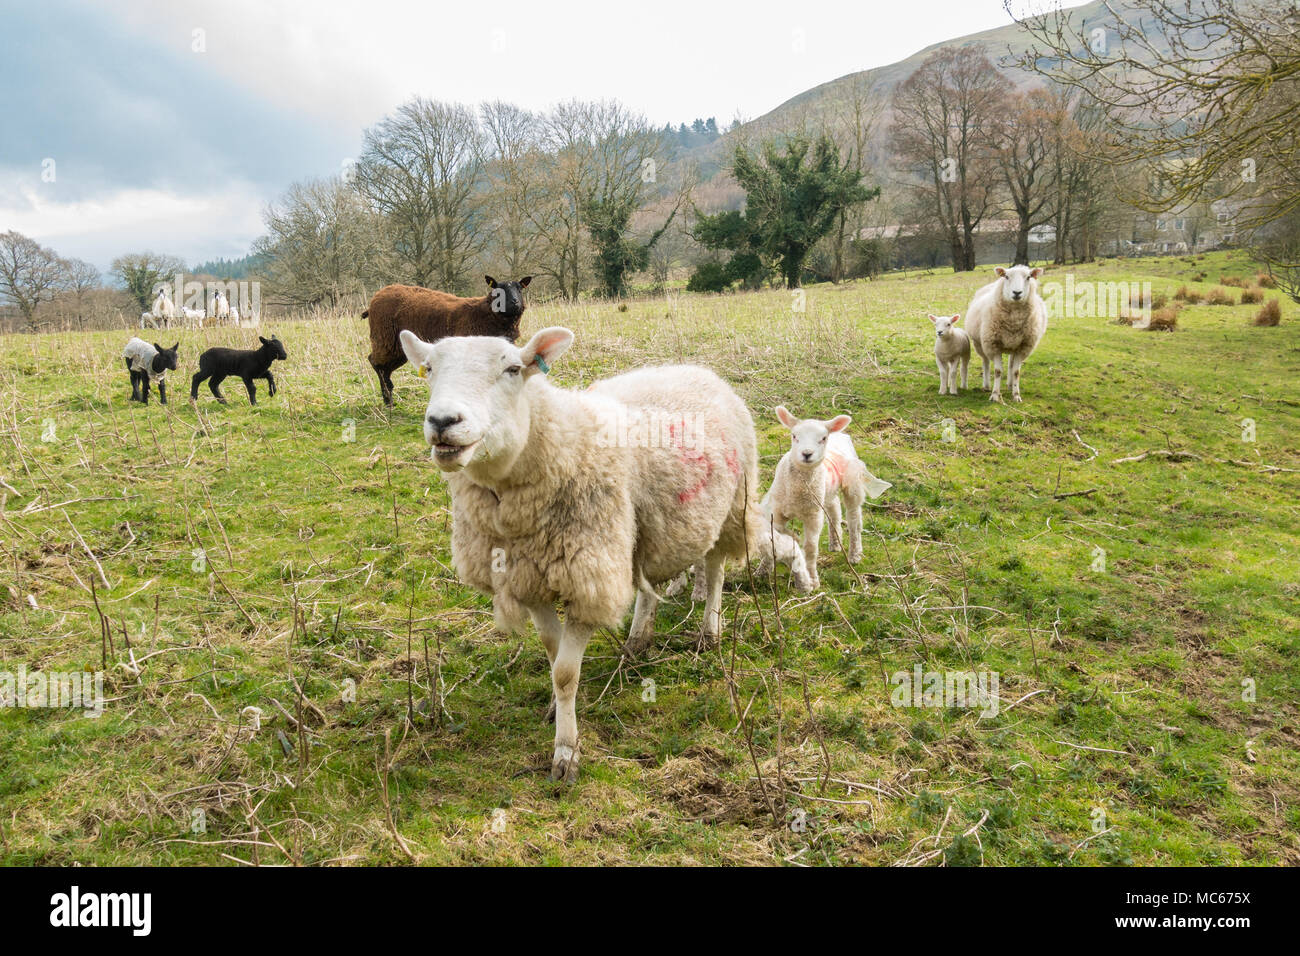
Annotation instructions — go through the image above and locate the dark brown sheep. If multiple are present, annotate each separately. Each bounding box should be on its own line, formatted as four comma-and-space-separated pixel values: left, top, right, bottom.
364, 275, 531, 405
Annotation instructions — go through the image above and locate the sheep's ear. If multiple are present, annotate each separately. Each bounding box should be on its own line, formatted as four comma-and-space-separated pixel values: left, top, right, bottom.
399, 329, 436, 376
927, 314, 938, 325
994, 267, 1007, 278
950, 314, 961, 324
827, 414, 852, 433
519, 326, 573, 375
485, 275, 497, 288
775, 405, 798, 428
1029, 267, 1043, 279
171, 341, 179, 351
259, 336, 269, 344
153, 342, 164, 352
519, 276, 532, 288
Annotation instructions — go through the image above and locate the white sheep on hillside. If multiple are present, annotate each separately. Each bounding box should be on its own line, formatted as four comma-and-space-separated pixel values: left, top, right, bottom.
964, 265, 1048, 403
929, 313, 970, 395
151, 289, 176, 329
181, 307, 205, 328
761, 406, 892, 590
210, 290, 230, 325
398, 327, 810, 782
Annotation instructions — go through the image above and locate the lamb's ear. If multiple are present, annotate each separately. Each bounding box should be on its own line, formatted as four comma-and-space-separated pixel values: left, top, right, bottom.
485, 275, 497, 288
994, 266, 1007, 278
519, 326, 573, 375
927, 314, 938, 325
518, 276, 532, 288
950, 314, 961, 324
827, 414, 852, 433
1029, 267, 1043, 279
258, 336, 269, 344
171, 341, 179, 351
775, 405, 798, 429
399, 329, 436, 376
153, 342, 164, 352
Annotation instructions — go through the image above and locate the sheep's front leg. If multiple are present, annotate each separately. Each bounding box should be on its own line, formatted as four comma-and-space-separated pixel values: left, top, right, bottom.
528, 603, 563, 724
265, 370, 277, 397
623, 579, 660, 658
936, 356, 948, 396
802, 510, 823, 590
157, 380, 167, 405
141, 374, 151, 405
698, 551, 727, 649
825, 495, 843, 552
989, 354, 1004, 403
550, 619, 593, 783
209, 375, 228, 404
1008, 354, 1024, 402
243, 377, 257, 405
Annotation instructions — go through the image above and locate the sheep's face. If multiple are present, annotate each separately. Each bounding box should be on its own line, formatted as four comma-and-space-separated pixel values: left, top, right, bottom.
399, 326, 573, 477
259, 335, 288, 361
776, 406, 851, 467
994, 265, 1043, 304
152, 342, 179, 373
485, 275, 532, 320
930, 314, 961, 339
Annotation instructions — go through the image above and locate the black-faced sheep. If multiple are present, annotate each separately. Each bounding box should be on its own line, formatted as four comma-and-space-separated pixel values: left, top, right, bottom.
190, 335, 287, 406
122, 337, 179, 405
363, 275, 531, 406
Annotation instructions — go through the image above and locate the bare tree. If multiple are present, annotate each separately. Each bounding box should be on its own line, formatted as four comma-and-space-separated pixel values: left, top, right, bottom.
254, 177, 388, 308
892, 47, 1008, 271
0, 231, 67, 332
480, 101, 547, 278
827, 73, 884, 281
61, 258, 103, 329
1009, 0, 1300, 231
998, 87, 1060, 265
355, 97, 487, 292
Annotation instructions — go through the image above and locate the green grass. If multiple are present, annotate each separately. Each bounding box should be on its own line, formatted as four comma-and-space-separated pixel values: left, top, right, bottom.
1, 249, 1297, 865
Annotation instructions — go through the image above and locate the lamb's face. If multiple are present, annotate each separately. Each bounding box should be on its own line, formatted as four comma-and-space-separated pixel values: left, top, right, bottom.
153, 342, 179, 372
399, 326, 573, 476
994, 265, 1043, 304
930, 314, 961, 339
775, 406, 852, 467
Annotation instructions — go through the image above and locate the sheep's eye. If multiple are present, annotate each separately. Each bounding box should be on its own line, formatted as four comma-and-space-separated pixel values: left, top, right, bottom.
820, 436, 827, 443
505, 365, 522, 376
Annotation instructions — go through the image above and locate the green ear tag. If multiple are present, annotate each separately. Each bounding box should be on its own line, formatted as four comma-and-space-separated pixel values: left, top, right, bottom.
535, 356, 550, 374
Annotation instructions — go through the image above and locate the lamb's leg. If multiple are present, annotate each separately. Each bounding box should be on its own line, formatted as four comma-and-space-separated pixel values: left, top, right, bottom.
825, 495, 843, 552
265, 370, 276, 397
209, 375, 228, 404
936, 356, 947, 396
802, 511, 824, 590
989, 354, 1004, 403
623, 579, 660, 658
242, 376, 257, 405
550, 619, 593, 783
127, 361, 140, 402
141, 375, 151, 405
698, 551, 727, 649
157, 380, 167, 405
527, 603, 562, 723
844, 488, 865, 564
757, 526, 812, 592
1009, 354, 1024, 402
190, 371, 204, 402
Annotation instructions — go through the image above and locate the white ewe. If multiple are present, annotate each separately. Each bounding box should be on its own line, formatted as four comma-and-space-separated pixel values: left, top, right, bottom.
762, 407, 891, 590
151, 290, 176, 329
398, 327, 809, 782
929, 313, 970, 395
964, 265, 1048, 403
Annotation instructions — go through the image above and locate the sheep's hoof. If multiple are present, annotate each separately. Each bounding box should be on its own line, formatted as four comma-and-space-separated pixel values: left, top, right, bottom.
695, 630, 720, 652
549, 744, 580, 783
621, 631, 654, 659
989, 392, 1003, 403
848, 549, 863, 564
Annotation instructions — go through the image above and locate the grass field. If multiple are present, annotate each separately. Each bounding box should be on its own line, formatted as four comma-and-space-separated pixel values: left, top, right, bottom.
1, 249, 1297, 866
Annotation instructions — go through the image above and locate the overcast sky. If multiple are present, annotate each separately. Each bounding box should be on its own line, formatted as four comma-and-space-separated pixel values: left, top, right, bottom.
0, 0, 1034, 271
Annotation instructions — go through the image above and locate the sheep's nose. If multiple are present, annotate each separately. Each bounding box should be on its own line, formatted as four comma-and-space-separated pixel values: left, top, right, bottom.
802, 451, 813, 461
427, 413, 462, 434
1012, 291, 1023, 300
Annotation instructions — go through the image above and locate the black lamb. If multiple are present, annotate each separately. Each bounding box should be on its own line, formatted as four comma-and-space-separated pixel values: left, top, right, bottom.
122, 337, 179, 405
191, 335, 288, 406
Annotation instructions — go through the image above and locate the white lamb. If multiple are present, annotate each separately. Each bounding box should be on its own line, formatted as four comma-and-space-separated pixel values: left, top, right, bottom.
398, 328, 810, 782
181, 307, 205, 328
929, 313, 970, 395
228, 304, 240, 325
140, 311, 155, 330
761, 407, 892, 590
963, 265, 1048, 403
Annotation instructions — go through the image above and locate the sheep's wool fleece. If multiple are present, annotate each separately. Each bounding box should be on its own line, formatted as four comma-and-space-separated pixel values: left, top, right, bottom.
448, 365, 763, 631
122, 337, 164, 380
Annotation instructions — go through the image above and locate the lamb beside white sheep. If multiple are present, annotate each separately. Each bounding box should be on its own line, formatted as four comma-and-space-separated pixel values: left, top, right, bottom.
929, 314, 970, 395
398, 327, 810, 782
963, 265, 1048, 403
761, 407, 892, 590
